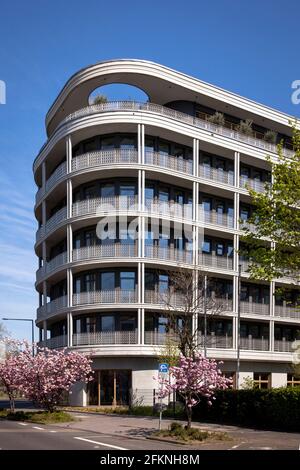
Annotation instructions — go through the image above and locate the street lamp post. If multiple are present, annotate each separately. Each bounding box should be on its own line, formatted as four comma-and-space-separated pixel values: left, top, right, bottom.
1, 318, 35, 356
236, 264, 242, 389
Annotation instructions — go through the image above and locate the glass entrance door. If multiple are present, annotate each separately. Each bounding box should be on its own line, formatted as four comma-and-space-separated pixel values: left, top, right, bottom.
88, 370, 132, 406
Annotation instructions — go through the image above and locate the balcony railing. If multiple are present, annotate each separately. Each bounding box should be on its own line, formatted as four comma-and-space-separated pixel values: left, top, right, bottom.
35, 161, 67, 204
198, 334, 233, 349
38, 335, 67, 349
144, 245, 193, 264
199, 165, 234, 186
36, 206, 68, 242
145, 151, 193, 175
72, 195, 137, 217
36, 251, 68, 282
144, 290, 186, 307
53, 101, 293, 159
275, 305, 300, 319
274, 340, 296, 353
73, 243, 138, 261
239, 176, 266, 193
198, 210, 234, 228
199, 253, 233, 270
145, 199, 193, 220
72, 149, 138, 172
72, 330, 138, 346
73, 289, 138, 306
240, 337, 269, 351
37, 295, 68, 319
240, 301, 270, 316
144, 331, 179, 345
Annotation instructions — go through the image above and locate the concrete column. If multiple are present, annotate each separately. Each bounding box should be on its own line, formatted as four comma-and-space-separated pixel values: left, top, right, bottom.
66, 135, 72, 174
42, 200, 46, 227
67, 312, 73, 347
141, 124, 145, 165
269, 319, 274, 351
234, 151, 240, 188
67, 179, 73, 219
141, 262, 145, 304
140, 308, 145, 345
67, 224, 73, 263
43, 280, 47, 307
67, 268, 73, 308
42, 161, 46, 189
43, 320, 47, 341
42, 241, 47, 269
234, 233, 239, 272
234, 192, 240, 231
193, 226, 199, 266
193, 138, 199, 177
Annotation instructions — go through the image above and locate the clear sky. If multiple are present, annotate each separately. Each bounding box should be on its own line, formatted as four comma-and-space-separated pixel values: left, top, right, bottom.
0, 0, 299, 341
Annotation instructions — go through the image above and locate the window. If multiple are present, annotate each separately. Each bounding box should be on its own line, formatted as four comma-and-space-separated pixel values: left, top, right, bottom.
101, 315, 115, 331
216, 242, 224, 256
158, 274, 169, 293
84, 139, 97, 153
119, 136, 135, 150
101, 137, 115, 150
120, 315, 136, 331
101, 272, 115, 290
120, 184, 135, 197
227, 244, 234, 257
145, 186, 154, 201
86, 316, 97, 333
253, 373, 270, 389
158, 188, 169, 202
145, 137, 155, 153
120, 271, 135, 291
287, 374, 300, 387
85, 273, 96, 292
202, 239, 211, 253
101, 184, 115, 198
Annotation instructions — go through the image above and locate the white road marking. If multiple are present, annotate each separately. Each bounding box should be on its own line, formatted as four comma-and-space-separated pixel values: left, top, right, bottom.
230, 442, 245, 449
33, 426, 45, 431
18, 423, 28, 426
49, 430, 57, 433
74, 436, 128, 450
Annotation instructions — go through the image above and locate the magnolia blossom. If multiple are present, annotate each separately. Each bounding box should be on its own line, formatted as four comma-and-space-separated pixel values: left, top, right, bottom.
157, 353, 231, 428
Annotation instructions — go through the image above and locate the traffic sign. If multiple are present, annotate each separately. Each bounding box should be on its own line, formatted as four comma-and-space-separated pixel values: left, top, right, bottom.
158, 363, 169, 373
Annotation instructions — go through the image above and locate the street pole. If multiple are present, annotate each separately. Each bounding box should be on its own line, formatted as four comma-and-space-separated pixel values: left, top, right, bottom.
236, 264, 242, 389
1, 318, 35, 356
203, 274, 207, 358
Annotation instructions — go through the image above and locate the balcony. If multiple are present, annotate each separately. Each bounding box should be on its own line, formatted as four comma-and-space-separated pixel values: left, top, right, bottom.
72, 195, 138, 218
38, 335, 67, 349
239, 176, 265, 193
275, 305, 300, 319
52, 101, 293, 159
72, 330, 138, 346
198, 210, 234, 229
144, 331, 179, 345
144, 290, 185, 308
240, 301, 270, 316
199, 253, 233, 270
72, 148, 138, 172
37, 295, 68, 319
73, 243, 138, 262
240, 337, 269, 351
35, 161, 67, 204
73, 289, 138, 306
145, 151, 193, 175
36, 206, 68, 242
199, 165, 234, 186
198, 334, 233, 349
144, 245, 193, 264
36, 251, 68, 282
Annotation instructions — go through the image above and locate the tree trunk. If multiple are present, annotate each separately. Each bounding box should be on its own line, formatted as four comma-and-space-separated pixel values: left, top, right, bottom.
186, 405, 192, 429
8, 392, 15, 413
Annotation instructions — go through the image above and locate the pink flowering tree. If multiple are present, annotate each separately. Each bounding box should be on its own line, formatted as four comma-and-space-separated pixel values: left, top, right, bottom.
17, 344, 93, 412
0, 338, 26, 412
158, 353, 231, 428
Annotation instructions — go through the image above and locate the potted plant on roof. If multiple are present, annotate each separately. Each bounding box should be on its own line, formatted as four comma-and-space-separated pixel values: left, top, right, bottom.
207, 112, 225, 126
264, 130, 278, 144
236, 119, 254, 137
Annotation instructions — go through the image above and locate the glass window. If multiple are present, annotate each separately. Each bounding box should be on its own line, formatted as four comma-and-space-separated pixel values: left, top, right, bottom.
101, 315, 115, 331
83, 139, 97, 153
85, 230, 96, 247
287, 374, 300, 387
174, 190, 184, 205
101, 272, 115, 290
216, 243, 224, 256
145, 137, 155, 153
202, 239, 211, 253
216, 158, 225, 171
241, 166, 250, 179
203, 198, 211, 212
145, 186, 154, 201
157, 316, 168, 334
86, 316, 97, 333
158, 274, 169, 293
120, 315, 136, 331
119, 136, 135, 149
240, 207, 249, 221
84, 185, 98, 199
159, 189, 169, 202
101, 136, 115, 150
85, 273, 96, 292
75, 278, 81, 294
120, 271, 135, 291
101, 184, 115, 198
253, 373, 270, 389
227, 244, 234, 257
74, 234, 81, 249
120, 184, 135, 197
174, 146, 184, 158
158, 142, 169, 155
145, 271, 155, 290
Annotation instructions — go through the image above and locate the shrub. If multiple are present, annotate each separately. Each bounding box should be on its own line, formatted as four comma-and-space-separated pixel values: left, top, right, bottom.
194, 387, 300, 431
264, 130, 278, 144
236, 119, 254, 136
207, 112, 225, 126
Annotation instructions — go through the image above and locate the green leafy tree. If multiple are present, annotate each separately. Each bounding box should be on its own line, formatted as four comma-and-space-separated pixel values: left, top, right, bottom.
242, 125, 300, 283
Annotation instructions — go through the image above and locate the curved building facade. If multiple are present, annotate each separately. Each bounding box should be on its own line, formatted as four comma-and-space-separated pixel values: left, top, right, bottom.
34, 60, 300, 406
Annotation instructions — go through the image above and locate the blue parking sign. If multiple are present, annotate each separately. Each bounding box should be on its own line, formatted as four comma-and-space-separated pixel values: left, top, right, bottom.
158, 363, 169, 373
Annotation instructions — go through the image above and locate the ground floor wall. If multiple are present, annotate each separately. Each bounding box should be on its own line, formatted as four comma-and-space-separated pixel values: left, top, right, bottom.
69, 356, 295, 407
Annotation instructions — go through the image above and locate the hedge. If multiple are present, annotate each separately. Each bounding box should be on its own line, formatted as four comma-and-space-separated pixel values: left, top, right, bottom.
193, 387, 300, 431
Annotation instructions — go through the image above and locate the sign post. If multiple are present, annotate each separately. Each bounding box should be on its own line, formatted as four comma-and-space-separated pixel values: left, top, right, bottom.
158, 363, 169, 430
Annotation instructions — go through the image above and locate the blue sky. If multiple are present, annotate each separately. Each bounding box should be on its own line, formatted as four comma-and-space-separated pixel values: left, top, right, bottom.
0, 0, 299, 341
